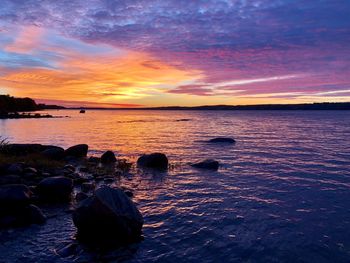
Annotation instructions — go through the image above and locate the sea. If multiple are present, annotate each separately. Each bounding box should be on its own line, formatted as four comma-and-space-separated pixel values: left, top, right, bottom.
0, 110, 350, 262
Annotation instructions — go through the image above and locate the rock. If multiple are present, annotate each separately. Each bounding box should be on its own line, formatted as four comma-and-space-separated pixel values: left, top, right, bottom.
72, 186, 143, 245
41, 146, 65, 160
25, 204, 46, 225
137, 153, 168, 169
1, 144, 58, 156
64, 144, 88, 158
37, 176, 73, 202
64, 164, 75, 172
124, 190, 133, 198
101, 151, 117, 164
88, 156, 100, 163
0, 175, 22, 185
79, 166, 89, 173
208, 137, 236, 144
76, 192, 88, 202
81, 182, 95, 193
0, 184, 32, 210
23, 167, 38, 174
191, 159, 220, 170
6, 163, 23, 175
0, 204, 46, 228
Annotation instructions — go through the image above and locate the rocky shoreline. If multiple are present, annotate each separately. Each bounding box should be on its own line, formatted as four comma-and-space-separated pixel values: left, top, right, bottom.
0, 138, 234, 258
0, 112, 55, 119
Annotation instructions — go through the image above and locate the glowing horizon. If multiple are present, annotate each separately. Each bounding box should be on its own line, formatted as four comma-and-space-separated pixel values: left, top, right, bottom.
1, 1, 350, 107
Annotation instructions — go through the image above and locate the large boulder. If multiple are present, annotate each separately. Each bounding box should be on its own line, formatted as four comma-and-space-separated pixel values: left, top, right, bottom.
101, 151, 117, 164
137, 153, 168, 169
191, 159, 220, 170
64, 144, 88, 158
208, 137, 236, 144
41, 146, 65, 160
73, 186, 143, 245
37, 176, 73, 202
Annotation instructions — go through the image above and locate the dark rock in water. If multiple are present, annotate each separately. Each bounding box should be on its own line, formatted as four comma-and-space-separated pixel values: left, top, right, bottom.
64, 144, 88, 158
76, 192, 88, 202
81, 182, 95, 193
0, 204, 46, 228
6, 163, 23, 175
101, 151, 117, 164
137, 153, 168, 169
41, 146, 65, 160
124, 190, 134, 198
0, 184, 32, 210
191, 159, 220, 170
37, 176, 73, 202
25, 204, 46, 225
64, 164, 75, 172
88, 156, 100, 163
208, 137, 236, 144
0, 175, 22, 185
72, 186, 143, 245
23, 167, 38, 174
55, 242, 79, 258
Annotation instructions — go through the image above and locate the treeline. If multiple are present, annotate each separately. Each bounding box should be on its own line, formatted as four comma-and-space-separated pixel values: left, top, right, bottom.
0, 95, 64, 113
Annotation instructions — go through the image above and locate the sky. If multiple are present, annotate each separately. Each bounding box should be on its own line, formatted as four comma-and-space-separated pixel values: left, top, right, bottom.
0, 0, 350, 107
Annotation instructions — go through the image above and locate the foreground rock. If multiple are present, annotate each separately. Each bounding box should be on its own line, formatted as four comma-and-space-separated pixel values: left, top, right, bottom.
41, 146, 65, 160
208, 137, 236, 144
191, 159, 220, 170
73, 186, 143, 245
0, 144, 59, 156
37, 176, 73, 202
101, 151, 117, 164
0, 185, 46, 228
137, 153, 168, 169
64, 144, 88, 158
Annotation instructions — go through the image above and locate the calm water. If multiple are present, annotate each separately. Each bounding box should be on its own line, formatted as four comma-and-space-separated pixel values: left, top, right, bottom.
1, 110, 350, 263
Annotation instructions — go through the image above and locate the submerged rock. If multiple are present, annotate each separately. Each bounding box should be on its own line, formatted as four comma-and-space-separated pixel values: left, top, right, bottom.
191, 159, 220, 170
72, 186, 143, 245
208, 137, 236, 144
64, 144, 88, 158
101, 151, 117, 164
137, 153, 168, 169
37, 176, 73, 202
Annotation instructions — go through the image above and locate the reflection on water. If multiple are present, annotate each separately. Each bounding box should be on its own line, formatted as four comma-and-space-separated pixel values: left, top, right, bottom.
1, 110, 350, 262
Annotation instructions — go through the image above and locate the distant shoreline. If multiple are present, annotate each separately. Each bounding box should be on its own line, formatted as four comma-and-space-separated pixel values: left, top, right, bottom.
68, 102, 350, 111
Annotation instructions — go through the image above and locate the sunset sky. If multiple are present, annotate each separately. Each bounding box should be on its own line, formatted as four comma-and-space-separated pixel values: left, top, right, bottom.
0, 0, 350, 107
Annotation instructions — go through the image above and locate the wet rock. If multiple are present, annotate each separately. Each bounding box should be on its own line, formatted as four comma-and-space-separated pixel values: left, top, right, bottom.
23, 167, 38, 174
25, 204, 46, 225
73, 186, 143, 245
55, 242, 79, 258
81, 182, 95, 193
6, 163, 23, 175
0, 204, 46, 228
64, 164, 75, 172
124, 190, 133, 198
88, 156, 100, 163
137, 153, 168, 169
64, 144, 88, 158
191, 159, 220, 170
79, 166, 89, 173
0, 184, 32, 209
101, 151, 117, 164
0, 175, 22, 185
76, 192, 88, 202
41, 146, 65, 160
37, 176, 73, 202
208, 137, 236, 143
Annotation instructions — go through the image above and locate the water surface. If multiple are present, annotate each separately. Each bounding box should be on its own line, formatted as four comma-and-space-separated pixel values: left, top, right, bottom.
0, 110, 350, 262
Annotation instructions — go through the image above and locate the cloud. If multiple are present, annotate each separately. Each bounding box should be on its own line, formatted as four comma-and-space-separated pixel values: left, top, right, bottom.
0, 0, 350, 105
